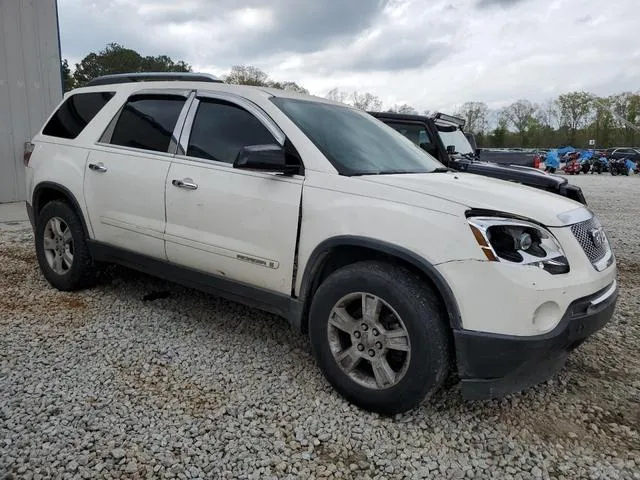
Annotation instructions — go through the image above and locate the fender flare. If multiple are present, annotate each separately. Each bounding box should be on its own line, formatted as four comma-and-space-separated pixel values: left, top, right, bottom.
297, 235, 462, 330
32, 182, 91, 237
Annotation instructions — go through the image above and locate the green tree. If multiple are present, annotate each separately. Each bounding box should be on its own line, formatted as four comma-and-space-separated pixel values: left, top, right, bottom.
73, 43, 191, 87
502, 100, 536, 146
223, 65, 269, 86
555, 92, 593, 145
61, 59, 75, 92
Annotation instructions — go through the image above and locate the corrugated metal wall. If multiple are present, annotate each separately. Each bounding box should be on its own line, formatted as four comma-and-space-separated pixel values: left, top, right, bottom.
0, 0, 62, 202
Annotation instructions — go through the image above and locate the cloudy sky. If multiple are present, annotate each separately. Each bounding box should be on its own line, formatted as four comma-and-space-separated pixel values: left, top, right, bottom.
58, 0, 640, 112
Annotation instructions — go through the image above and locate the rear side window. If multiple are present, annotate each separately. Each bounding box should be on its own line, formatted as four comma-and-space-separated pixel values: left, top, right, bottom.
186, 99, 275, 163
42, 92, 115, 139
110, 94, 186, 153
385, 122, 432, 146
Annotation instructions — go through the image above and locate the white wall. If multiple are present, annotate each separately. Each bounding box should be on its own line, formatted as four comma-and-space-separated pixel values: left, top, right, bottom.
0, 0, 62, 202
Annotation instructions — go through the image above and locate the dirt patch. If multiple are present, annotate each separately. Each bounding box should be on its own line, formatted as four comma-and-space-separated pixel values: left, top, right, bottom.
116, 361, 223, 416
0, 243, 89, 325
617, 260, 640, 287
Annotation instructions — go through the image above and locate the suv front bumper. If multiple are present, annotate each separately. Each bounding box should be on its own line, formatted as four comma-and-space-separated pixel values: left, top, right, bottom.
454, 280, 617, 400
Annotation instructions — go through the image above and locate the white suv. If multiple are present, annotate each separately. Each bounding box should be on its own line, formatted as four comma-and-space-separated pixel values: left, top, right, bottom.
24, 73, 617, 413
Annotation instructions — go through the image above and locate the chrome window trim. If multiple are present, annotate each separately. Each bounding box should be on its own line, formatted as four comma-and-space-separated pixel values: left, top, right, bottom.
177, 98, 201, 156
92, 142, 175, 159
169, 91, 196, 155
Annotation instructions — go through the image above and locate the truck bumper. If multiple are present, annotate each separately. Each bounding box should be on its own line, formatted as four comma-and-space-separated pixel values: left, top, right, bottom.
454, 280, 617, 400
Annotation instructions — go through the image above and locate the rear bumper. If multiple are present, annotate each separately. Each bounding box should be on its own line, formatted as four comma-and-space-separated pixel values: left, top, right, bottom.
454, 280, 617, 400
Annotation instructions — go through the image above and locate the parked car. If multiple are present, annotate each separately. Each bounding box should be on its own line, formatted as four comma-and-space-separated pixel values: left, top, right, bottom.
369, 112, 586, 204
608, 147, 640, 163
24, 73, 617, 414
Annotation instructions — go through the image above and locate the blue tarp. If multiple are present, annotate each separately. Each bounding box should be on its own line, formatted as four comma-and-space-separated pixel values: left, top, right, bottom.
557, 146, 576, 155
545, 149, 560, 168
626, 159, 636, 170
579, 150, 594, 163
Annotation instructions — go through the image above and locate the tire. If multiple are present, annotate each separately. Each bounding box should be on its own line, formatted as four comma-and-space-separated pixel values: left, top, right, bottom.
35, 200, 95, 291
308, 261, 451, 414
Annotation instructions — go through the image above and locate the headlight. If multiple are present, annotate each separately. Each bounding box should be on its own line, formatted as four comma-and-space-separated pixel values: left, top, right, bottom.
468, 217, 569, 274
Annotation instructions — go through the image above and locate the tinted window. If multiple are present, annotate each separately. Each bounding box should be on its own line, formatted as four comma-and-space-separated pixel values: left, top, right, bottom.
385, 122, 432, 146
272, 98, 442, 175
110, 95, 186, 153
187, 99, 275, 163
42, 92, 115, 139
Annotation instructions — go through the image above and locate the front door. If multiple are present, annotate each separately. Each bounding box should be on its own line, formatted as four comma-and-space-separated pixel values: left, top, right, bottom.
165, 93, 303, 294
84, 92, 189, 258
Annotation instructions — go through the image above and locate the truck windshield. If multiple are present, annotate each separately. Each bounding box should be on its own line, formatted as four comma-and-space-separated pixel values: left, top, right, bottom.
438, 128, 474, 155
271, 98, 443, 175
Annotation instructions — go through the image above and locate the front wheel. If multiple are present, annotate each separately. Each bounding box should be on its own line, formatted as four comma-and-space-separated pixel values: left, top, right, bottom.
308, 261, 451, 414
35, 201, 95, 291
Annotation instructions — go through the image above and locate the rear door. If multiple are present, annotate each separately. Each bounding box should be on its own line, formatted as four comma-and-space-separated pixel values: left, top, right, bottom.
84, 90, 191, 258
164, 92, 303, 294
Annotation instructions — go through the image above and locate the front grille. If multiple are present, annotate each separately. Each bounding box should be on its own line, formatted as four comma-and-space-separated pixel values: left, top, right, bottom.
570, 217, 608, 264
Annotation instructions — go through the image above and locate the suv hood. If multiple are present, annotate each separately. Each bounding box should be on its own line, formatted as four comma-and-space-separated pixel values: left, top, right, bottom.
361, 172, 582, 227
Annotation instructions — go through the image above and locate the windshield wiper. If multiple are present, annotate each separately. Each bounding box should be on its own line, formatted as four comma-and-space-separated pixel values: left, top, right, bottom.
431, 167, 451, 173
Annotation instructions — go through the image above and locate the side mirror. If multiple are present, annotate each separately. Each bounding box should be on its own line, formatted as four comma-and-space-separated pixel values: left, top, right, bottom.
475, 148, 481, 157
446, 145, 456, 155
233, 144, 297, 174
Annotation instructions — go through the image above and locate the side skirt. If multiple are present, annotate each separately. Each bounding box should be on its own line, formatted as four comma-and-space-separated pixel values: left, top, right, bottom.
88, 240, 303, 326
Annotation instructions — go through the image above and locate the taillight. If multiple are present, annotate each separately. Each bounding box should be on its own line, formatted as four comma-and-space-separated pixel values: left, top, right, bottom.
23, 141, 34, 166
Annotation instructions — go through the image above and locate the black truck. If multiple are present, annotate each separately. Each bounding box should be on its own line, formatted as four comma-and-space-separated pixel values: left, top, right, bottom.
370, 111, 586, 205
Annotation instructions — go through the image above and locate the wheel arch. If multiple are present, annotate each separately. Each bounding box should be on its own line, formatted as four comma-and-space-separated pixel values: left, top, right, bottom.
32, 182, 91, 237
296, 236, 462, 333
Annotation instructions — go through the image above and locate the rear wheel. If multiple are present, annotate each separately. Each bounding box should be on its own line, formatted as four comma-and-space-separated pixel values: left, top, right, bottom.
309, 261, 451, 414
35, 201, 95, 291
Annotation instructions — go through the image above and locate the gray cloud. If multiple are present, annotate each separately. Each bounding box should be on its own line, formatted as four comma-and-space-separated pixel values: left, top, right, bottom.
59, 0, 388, 64
58, 0, 639, 114
476, 0, 529, 8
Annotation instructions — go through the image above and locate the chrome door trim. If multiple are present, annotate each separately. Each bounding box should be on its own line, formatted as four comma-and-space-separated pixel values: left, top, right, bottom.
169, 91, 196, 155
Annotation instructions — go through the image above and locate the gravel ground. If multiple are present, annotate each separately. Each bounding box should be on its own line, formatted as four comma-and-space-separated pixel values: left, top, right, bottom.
1, 175, 639, 480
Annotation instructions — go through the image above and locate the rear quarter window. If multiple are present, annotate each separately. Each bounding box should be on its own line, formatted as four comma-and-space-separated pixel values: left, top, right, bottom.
42, 92, 115, 139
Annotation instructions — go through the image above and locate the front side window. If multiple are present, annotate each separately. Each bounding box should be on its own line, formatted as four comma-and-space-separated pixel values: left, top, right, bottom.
272, 98, 443, 175
186, 99, 275, 163
110, 94, 186, 153
42, 92, 115, 139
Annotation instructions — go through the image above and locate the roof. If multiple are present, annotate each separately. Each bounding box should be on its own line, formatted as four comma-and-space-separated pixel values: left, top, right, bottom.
69, 79, 346, 108
85, 72, 223, 86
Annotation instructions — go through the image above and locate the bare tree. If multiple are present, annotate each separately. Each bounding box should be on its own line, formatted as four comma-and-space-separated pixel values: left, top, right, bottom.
535, 100, 558, 130
268, 80, 309, 94
325, 87, 348, 104
455, 101, 489, 134
387, 104, 418, 114
502, 100, 536, 145
350, 91, 383, 112
555, 92, 593, 144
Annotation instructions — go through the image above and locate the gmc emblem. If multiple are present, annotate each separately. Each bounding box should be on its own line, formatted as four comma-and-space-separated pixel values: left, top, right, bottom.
589, 228, 605, 248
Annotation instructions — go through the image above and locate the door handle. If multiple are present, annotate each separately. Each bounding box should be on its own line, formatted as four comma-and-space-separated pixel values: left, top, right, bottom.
88, 162, 108, 173
172, 179, 198, 190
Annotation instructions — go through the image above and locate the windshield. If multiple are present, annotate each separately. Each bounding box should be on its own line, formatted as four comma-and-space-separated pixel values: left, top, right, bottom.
271, 98, 443, 175
437, 128, 474, 155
